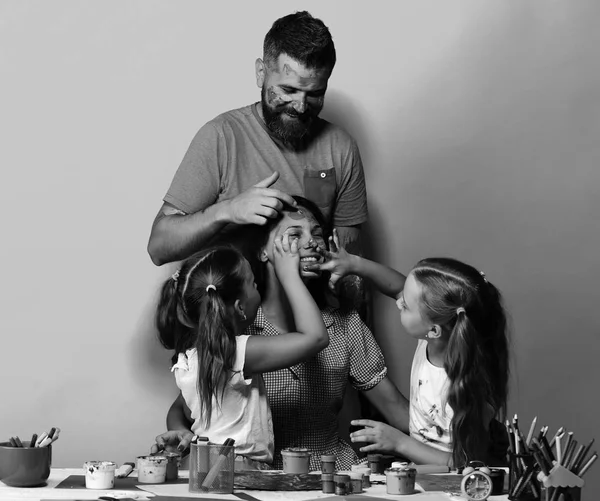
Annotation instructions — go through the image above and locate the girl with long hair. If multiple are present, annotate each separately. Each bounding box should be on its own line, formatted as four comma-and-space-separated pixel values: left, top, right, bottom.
305, 230, 510, 467
154, 238, 328, 467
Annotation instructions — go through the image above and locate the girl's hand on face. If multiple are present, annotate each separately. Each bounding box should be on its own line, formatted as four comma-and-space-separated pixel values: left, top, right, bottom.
349, 419, 407, 455
304, 229, 352, 290
272, 232, 300, 280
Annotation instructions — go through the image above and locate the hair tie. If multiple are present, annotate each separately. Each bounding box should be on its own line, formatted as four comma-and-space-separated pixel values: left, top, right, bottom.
479, 270, 488, 283
206, 284, 216, 293
456, 307, 466, 316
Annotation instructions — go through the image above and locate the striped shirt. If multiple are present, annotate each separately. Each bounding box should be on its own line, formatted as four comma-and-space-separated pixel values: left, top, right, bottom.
246, 306, 387, 471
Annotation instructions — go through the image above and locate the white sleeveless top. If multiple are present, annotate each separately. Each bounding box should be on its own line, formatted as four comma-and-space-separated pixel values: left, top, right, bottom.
409, 340, 453, 452
172, 335, 274, 462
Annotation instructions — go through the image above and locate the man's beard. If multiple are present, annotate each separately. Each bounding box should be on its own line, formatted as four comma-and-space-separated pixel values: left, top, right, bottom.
261, 87, 316, 147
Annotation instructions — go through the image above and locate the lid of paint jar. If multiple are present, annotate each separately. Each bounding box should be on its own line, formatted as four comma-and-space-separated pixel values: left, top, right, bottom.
321, 454, 336, 462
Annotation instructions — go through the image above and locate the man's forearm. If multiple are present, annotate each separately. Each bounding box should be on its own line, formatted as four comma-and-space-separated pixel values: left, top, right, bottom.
148, 201, 232, 266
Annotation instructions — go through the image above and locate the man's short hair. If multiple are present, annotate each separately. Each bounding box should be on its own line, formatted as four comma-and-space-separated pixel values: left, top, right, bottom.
263, 11, 336, 71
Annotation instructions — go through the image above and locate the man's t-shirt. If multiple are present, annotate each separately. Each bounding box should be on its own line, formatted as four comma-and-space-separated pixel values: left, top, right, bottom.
164, 103, 368, 227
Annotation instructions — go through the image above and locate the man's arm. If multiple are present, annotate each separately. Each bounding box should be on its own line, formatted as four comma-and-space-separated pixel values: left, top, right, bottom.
147, 172, 297, 265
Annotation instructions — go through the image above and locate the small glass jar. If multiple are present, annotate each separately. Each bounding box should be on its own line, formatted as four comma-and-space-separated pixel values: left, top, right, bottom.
349, 471, 364, 493
137, 455, 168, 484
84, 461, 116, 490
385, 466, 416, 495
321, 473, 335, 493
320, 454, 336, 474
163, 451, 181, 481
367, 453, 382, 474
351, 465, 371, 488
334, 473, 351, 495
281, 448, 311, 474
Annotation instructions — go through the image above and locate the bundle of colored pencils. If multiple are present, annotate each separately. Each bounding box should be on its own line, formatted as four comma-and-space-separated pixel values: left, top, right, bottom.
505, 414, 596, 500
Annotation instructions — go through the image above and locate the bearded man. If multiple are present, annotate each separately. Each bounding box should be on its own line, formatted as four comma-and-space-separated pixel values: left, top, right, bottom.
148, 11, 368, 275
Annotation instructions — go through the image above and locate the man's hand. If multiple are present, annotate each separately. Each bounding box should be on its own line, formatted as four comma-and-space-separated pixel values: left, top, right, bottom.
272, 232, 300, 282
151, 429, 194, 455
304, 228, 355, 290
222, 172, 297, 225
349, 419, 406, 455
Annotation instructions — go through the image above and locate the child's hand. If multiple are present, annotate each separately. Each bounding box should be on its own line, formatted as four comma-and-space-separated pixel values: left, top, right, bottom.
272, 232, 300, 281
349, 419, 407, 455
152, 429, 194, 454
303, 229, 353, 290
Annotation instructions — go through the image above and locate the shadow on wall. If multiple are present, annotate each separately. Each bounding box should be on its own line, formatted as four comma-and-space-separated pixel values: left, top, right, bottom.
322, 89, 380, 263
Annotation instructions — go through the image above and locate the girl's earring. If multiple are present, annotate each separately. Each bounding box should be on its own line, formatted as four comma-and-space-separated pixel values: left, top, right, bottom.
242, 312, 247, 321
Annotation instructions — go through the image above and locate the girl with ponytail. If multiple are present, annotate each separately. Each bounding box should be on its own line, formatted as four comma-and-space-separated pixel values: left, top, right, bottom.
154, 238, 328, 468
304, 230, 510, 467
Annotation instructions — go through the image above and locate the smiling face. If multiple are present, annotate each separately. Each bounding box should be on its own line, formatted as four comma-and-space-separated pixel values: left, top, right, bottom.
262, 206, 326, 279
256, 54, 330, 145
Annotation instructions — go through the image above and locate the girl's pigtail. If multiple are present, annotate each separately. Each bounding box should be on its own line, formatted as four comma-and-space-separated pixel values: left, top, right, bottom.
446, 313, 490, 467
155, 275, 184, 353
195, 287, 237, 427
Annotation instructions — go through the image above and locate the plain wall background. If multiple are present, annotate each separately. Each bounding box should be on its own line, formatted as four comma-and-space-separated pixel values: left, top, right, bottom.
1, 1, 598, 498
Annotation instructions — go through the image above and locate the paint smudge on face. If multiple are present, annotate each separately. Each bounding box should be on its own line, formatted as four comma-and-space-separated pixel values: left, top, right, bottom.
287, 209, 306, 220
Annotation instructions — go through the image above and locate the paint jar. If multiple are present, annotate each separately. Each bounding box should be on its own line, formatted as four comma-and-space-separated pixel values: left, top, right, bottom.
337, 471, 354, 493
84, 461, 116, 489
321, 473, 335, 493
163, 451, 181, 481
349, 471, 364, 493
351, 465, 371, 488
367, 453, 382, 474
334, 473, 351, 495
320, 454, 336, 474
137, 455, 167, 484
281, 448, 311, 474
385, 466, 416, 495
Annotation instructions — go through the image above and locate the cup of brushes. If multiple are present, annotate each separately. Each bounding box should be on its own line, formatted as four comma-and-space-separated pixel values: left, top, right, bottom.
0, 427, 59, 487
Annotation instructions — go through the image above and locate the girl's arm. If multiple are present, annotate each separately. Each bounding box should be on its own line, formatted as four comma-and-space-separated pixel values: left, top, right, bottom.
151, 393, 195, 454
350, 419, 452, 466
307, 229, 406, 299
359, 376, 410, 433
245, 233, 329, 374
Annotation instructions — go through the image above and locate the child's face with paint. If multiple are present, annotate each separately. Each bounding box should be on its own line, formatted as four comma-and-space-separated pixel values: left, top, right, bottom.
263, 206, 327, 279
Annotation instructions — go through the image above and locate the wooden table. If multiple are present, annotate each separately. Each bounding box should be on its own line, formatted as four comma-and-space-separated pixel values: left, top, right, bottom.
0, 468, 511, 501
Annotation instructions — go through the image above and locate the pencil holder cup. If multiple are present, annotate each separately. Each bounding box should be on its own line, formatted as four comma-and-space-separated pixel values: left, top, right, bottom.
0, 442, 51, 487
541, 486, 581, 501
508, 452, 541, 500
189, 442, 235, 494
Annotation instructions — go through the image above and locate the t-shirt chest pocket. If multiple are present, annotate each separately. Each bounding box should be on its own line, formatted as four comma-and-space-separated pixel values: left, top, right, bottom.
303, 167, 336, 219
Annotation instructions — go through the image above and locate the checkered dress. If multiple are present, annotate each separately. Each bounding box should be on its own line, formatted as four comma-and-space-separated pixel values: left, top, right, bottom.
246, 306, 387, 471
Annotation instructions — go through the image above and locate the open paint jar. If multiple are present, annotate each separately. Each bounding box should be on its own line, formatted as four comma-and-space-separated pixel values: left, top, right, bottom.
281, 448, 311, 474
84, 461, 116, 489
385, 466, 416, 495
137, 455, 167, 483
